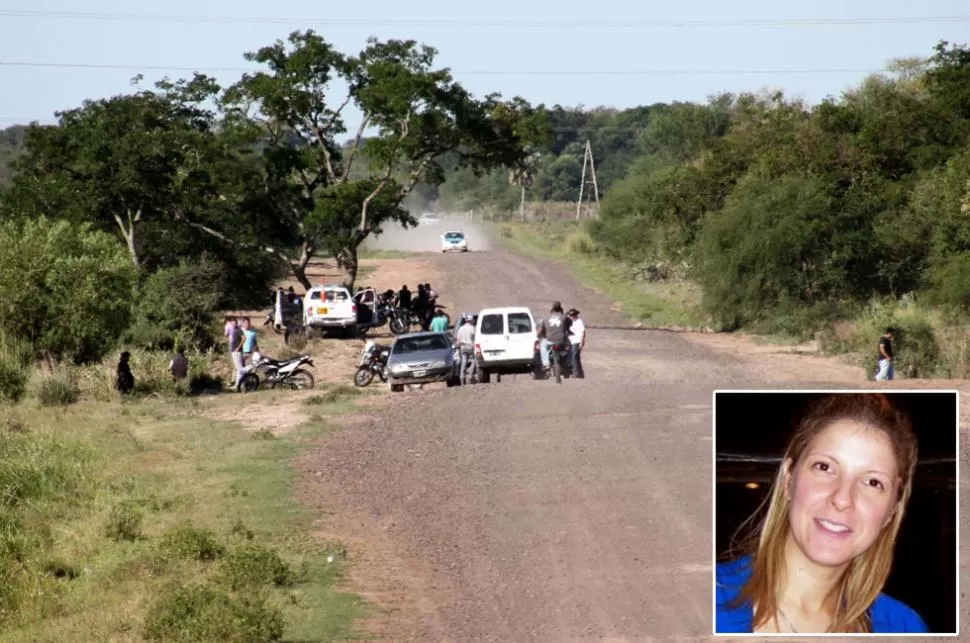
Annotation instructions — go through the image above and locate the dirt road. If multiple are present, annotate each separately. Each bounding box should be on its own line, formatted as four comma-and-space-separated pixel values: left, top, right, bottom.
297, 220, 963, 641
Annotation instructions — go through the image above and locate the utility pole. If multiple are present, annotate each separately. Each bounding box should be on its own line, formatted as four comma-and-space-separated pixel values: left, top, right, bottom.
576, 139, 600, 220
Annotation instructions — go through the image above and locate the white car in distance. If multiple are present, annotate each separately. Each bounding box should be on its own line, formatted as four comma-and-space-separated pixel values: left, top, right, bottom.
441, 230, 468, 253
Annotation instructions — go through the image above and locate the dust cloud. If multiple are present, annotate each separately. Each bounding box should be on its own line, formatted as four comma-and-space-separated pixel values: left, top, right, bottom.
363, 214, 494, 254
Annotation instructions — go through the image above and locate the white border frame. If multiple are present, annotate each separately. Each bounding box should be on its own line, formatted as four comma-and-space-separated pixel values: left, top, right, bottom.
710, 388, 960, 637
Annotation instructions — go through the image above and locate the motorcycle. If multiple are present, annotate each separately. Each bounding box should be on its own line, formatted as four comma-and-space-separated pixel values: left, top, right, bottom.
354, 340, 391, 387
236, 353, 316, 392
388, 305, 450, 335
546, 343, 572, 384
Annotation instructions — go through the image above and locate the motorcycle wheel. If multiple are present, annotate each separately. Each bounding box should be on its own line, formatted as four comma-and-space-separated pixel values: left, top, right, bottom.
552, 358, 562, 384
237, 373, 260, 393
274, 368, 315, 390
389, 317, 408, 335
354, 366, 374, 387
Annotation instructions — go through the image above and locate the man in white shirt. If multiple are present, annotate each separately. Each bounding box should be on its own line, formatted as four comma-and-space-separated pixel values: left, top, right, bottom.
566, 309, 586, 379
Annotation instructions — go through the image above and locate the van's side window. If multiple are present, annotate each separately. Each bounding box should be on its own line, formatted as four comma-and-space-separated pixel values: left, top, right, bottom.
480, 314, 504, 334
310, 292, 321, 300
508, 313, 532, 334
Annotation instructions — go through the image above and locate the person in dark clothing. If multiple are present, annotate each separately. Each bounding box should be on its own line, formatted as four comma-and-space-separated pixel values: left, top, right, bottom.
537, 301, 572, 373
414, 285, 430, 330
875, 327, 895, 381
397, 285, 412, 309
170, 348, 189, 382
116, 351, 134, 394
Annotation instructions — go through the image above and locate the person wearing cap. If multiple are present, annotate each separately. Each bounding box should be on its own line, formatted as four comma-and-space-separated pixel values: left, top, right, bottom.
536, 300, 572, 373
566, 309, 586, 378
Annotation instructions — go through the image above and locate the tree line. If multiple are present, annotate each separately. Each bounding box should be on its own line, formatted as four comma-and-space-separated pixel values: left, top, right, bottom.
3, 35, 969, 366
435, 41, 970, 335
0, 30, 546, 364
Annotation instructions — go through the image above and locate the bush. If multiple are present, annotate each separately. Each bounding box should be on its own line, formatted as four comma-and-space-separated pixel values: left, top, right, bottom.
0, 360, 27, 404
0, 217, 137, 364
126, 256, 226, 352
159, 523, 226, 561
219, 544, 294, 590
0, 332, 31, 403
104, 501, 144, 542
143, 582, 284, 642
34, 367, 78, 407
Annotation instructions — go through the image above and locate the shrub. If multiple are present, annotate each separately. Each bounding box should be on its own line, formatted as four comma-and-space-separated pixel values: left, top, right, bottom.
104, 501, 144, 542
0, 217, 136, 364
159, 523, 226, 561
219, 544, 294, 590
34, 367, 78, 407
143, 582, 284, 642
0, 332, 32, 403
126, 256, 227, 352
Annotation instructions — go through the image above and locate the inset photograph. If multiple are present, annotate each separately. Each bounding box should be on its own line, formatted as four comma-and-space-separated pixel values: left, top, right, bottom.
713, 390, 958, 635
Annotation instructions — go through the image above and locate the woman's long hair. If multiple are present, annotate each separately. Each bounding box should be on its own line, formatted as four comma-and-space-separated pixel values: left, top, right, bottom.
727, 393, 919, 632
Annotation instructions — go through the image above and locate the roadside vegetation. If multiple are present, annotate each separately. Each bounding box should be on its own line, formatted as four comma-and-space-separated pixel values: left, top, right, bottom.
0, 333, 376, 641
0, 29, 539, 640
441, 41, 970, 380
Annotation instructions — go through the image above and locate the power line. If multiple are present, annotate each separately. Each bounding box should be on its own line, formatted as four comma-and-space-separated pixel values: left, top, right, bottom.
3, 9, 970, 28
0, 60, 883, 75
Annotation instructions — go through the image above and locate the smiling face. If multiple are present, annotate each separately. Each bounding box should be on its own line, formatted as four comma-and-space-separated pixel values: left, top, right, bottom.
784, 419, 901, 569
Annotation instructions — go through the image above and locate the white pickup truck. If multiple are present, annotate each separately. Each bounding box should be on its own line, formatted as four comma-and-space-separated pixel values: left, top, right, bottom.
303, 284, 359, 338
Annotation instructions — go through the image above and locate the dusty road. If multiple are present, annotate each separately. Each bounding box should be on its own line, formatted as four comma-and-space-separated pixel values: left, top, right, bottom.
297, 220, 964, 641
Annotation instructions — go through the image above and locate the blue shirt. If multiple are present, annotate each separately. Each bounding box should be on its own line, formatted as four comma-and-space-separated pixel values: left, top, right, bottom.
715, 556, 929, 633
242, 329, 258, 353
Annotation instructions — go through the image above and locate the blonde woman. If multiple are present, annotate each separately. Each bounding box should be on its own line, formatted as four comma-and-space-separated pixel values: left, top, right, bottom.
715, 393, 928, 633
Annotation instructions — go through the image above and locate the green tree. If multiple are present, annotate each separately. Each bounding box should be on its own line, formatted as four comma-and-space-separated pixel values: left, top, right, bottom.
213, 30, 548, 289
0, 217, 136, 363
691, 172, 848, 330
4, 79, 220, 268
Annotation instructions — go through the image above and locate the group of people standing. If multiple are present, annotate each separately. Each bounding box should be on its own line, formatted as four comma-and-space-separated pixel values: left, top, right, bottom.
449, 301, 588, 385
383, 283, 441, 331
537, 301, 586, 378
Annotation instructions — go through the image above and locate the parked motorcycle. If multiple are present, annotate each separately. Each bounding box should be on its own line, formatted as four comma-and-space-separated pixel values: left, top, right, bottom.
388, 305, 450, 335
354, 340, 390, 387
237, 353, 316, 392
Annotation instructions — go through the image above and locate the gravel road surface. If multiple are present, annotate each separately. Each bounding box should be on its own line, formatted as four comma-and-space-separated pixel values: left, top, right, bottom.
298, 220, 963, 642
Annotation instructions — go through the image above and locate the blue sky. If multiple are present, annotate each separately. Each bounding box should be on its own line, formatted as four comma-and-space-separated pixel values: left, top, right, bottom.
2, 0, 969, 131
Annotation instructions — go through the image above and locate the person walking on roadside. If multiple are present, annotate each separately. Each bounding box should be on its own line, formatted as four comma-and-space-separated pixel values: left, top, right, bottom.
875, 327, 895, 381
455, 314, 477, 385
566, 308, 586, 379
229, 317, 246, 389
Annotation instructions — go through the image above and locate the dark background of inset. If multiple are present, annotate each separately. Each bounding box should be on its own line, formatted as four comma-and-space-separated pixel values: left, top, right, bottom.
714, 391, 957, 634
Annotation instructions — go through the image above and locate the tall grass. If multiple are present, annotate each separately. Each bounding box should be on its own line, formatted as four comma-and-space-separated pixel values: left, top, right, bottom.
818, 296, 968, 379
0, 416, 97, 627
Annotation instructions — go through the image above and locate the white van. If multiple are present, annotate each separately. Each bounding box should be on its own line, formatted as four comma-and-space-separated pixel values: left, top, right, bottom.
474, 306, 539, 383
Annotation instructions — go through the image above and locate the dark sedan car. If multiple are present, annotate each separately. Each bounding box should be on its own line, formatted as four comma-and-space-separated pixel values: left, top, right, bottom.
385, 331, 459, 392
